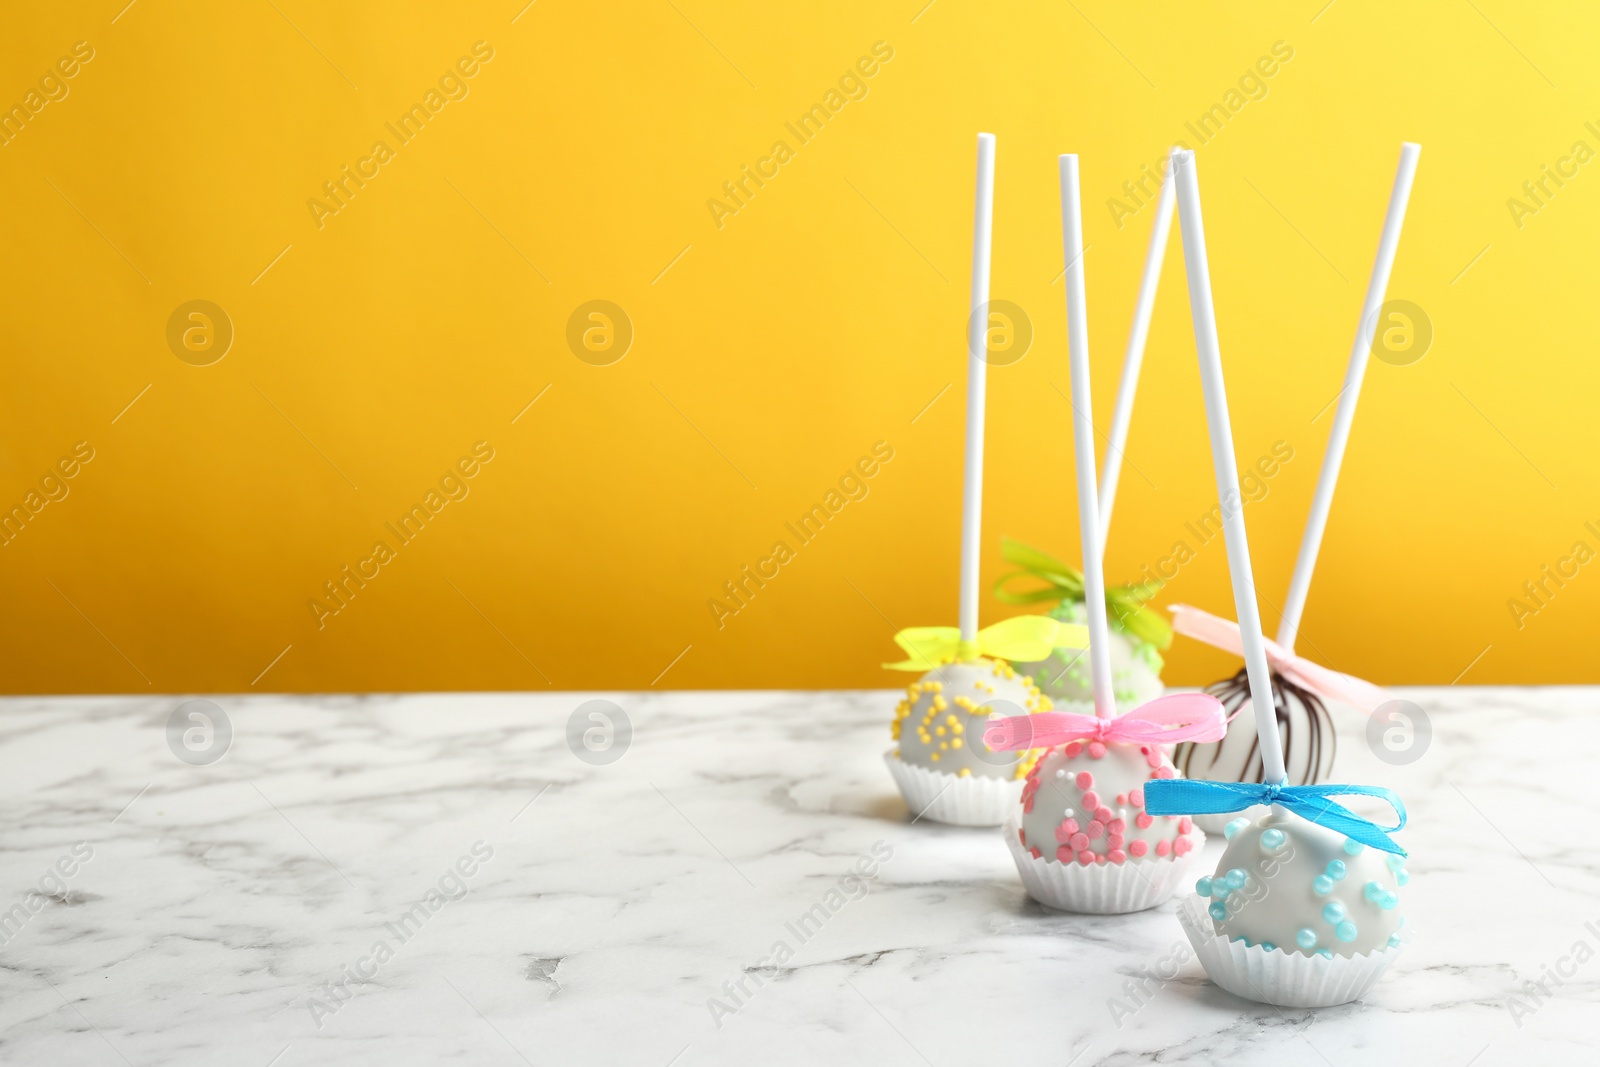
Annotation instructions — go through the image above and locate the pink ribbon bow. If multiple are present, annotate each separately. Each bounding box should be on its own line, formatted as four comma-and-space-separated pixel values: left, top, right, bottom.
983, 692, 1228, 752
1169, 603, 1392, 714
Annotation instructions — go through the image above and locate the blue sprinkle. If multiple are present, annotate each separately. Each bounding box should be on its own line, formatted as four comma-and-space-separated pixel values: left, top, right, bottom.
1343, 838, 1365, 856
1379, 891, 1399, 910
1326, 860, 1347, 881
1261, 828, 1286, 850
1385, 853, 1405, 872
1336, 920, 1358, 942
1225, 868, 1247, 890
1195, 876, 1213, 897
1260, 942, 1277, 952
1364, 880, 1384, 902
1312, 875, 1334, 895
1237, 937, 1253, 948
1317, 948, 1334, 959
1323, 900, 1346, 924
1209, 901, 1228, 921
1214, 885, 1232, 901
1388, 933, 1403, 949
1397, 870, 1410, 887
1296, 927, 1318, 950
1224, 817, 1250, 840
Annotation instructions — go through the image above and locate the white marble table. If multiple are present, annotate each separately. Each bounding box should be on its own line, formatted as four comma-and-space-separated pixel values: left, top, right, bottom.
1, 687, 1596, 1065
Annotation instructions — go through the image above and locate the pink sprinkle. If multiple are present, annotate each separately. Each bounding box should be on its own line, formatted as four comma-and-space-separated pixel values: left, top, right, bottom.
1088, 742, 1107, 759
1065, 742, 1083, 758
1129, 839, 1149, 857
1115, 793, 1127, 806
1077, 849, 1096, 865
1095, 806, 1113, 823
1069, 832, 1090, 851
1109, 849, 1127, 865
1087, 820, 1105, 840
1129, 788, 1145, 808
1095, 852, 1107, 864
1173, 837, 1192, 856
1107, 833, 1124, 850
1075, 771, 1094, 790
1055, 845, 1073, 863
1178, 817, 1193, 834
1055, 819, 1079, 842
1109, 818, 1126, 834
1081, 790, 1101, 810
1145, 749, 1162, 769
1018, 828, 1027, 845
1155, 839, 1171, 857
1030, 847, 1042, 859
1135, 813, 1154, 830
1023, 796, 1035, 814
1154, 766, 1175, 779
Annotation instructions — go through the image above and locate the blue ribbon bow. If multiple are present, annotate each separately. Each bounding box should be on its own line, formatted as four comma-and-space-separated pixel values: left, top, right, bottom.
1143, 779, 1408, 856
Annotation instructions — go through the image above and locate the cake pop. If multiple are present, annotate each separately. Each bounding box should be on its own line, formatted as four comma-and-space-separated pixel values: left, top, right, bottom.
881, 134, 1086, 827
996, 540, 1167, 709
981, 153, 1225, 914
1145, 147, 1412, 1007
1174, 142, 1421, 797
998, 150, 1178, 710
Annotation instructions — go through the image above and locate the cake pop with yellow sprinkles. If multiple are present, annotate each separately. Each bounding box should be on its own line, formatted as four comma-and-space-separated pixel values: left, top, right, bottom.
879, 134, 1087, 827
883, 621, 1083, 827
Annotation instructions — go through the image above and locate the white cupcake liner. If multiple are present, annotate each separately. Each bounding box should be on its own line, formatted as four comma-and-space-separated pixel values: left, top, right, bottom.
883, 751, 1023, 827
1176, 893, 1406, 1007
1002, 815, 1205, 914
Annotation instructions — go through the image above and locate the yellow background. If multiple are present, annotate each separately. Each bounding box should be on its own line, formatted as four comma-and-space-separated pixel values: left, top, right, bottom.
2, 1, 1594, 693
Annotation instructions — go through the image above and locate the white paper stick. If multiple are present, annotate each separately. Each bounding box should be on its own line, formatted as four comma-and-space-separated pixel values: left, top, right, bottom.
1276, 142, 1421, 650
1058, 155, 1116, 719
958, 133, 996, 643
1170, 149, 1285, 782
1098, 149, 1177, 550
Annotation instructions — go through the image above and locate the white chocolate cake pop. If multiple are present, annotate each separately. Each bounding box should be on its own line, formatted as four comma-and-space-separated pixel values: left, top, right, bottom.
1019, 598, 1163, 709
1195, 810, 1405, 958
1147, 144, 1419, 1006
891, 658, 1049, 780
1017, 739, 1195, 866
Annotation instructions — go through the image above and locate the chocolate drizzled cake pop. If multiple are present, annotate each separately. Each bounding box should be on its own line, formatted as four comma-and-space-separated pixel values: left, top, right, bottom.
1172, 137, 1422, 795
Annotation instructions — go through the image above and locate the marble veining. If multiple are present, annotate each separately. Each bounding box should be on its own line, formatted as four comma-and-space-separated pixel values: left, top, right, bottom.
1, 687, 1597, 1065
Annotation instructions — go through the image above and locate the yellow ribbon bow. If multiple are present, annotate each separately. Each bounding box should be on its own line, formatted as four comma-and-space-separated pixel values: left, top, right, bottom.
882, 615, 1089, 672
991, 538, 1173, 650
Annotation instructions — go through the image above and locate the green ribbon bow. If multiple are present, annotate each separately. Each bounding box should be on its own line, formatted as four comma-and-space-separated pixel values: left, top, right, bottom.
882, 615, 1088, 672
991, 538, 1172, 650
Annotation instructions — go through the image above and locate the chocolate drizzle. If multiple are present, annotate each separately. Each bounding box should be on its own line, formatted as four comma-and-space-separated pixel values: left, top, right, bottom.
1173, 667, 1335, 786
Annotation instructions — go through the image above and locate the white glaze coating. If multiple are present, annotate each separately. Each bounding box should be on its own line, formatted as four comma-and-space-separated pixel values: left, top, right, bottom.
1014, 600, 1163, 709
890, 658, 1048, 780
1200, 811, 1405, 958
1018, 741, 1197, 866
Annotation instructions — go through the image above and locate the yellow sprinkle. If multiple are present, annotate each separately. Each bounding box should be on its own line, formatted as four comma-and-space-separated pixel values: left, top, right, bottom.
958, 768, 972, 778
